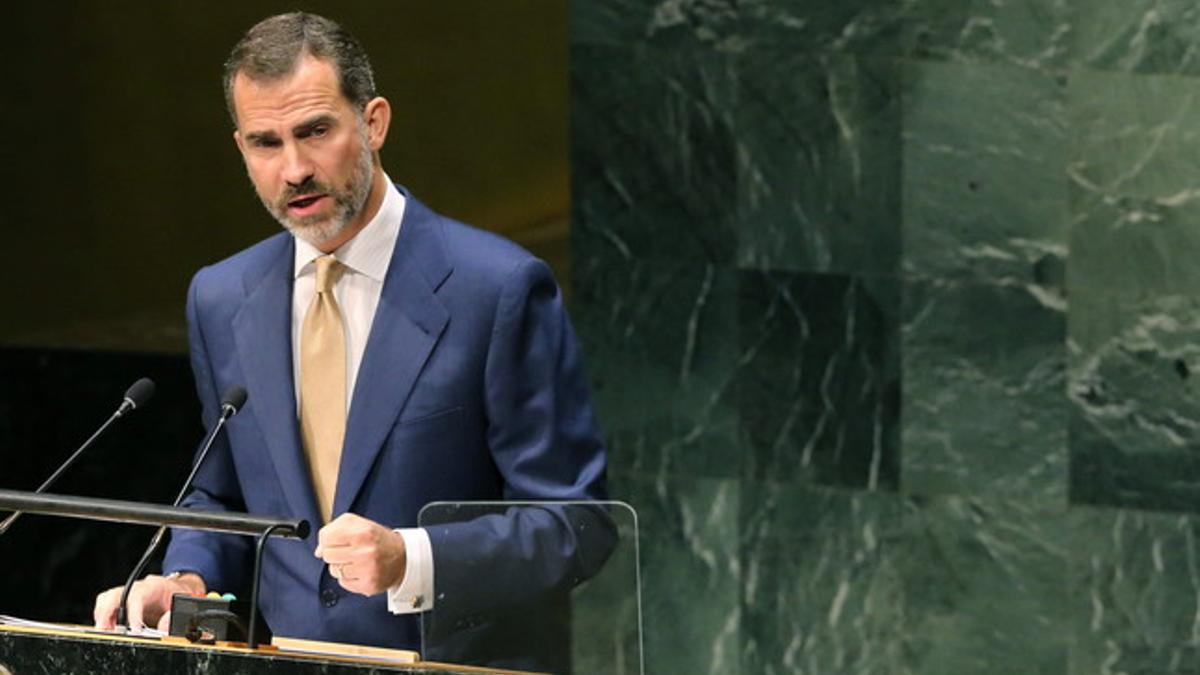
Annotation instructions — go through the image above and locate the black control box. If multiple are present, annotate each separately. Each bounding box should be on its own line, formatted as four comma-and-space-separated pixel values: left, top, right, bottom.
168, 593, 271, 645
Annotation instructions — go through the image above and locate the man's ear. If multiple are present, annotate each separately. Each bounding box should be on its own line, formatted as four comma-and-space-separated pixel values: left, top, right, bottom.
363, 96, 391, 152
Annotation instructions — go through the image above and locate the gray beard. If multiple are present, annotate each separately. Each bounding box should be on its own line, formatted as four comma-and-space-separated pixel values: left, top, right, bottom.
255, 135, 376, 248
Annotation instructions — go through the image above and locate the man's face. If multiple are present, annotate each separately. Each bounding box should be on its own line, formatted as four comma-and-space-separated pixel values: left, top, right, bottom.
231, 55, 375, 248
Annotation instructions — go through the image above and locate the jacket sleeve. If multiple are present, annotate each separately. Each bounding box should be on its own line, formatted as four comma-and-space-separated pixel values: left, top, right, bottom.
425, 258, 614, 629
160, 269, 254, 594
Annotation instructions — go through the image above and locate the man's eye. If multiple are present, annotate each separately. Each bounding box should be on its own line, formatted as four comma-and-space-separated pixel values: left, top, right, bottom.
311, 125, 329, 137
253, 138, 281, 149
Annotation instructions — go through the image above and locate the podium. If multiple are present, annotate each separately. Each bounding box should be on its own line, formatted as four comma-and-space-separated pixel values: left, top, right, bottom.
0, 491, 644, 674
0, 624, 533, 674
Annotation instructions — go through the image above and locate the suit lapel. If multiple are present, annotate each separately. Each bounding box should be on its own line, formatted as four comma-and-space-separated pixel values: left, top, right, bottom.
231, 237, 323, 530
334, 195, 452, 517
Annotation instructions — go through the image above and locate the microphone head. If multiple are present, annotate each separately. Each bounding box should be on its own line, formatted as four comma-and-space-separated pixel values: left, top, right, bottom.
220, 386, 248, 416
123, 377, 156, 410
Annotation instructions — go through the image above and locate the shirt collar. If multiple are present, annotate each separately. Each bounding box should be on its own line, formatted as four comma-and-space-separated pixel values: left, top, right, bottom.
293, 177, 406, 281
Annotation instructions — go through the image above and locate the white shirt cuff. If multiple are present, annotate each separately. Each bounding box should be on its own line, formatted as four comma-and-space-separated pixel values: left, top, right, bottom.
387, 527, 434, 614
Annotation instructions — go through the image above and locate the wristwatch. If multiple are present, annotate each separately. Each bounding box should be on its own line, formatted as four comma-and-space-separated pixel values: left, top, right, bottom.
164, 571, 205, 596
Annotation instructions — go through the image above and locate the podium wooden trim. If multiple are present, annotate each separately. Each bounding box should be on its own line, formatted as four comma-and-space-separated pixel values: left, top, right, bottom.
0, 623, 541, 674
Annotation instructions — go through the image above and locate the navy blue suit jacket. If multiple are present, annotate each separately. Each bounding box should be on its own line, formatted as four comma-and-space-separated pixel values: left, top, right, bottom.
162, 188, 608, 657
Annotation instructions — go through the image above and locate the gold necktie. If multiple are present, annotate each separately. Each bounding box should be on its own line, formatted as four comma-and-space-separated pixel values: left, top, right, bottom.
300, 255, 347, 524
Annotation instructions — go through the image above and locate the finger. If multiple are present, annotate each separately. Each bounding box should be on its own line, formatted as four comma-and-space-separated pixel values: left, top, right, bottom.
315, 527, 352, 559
347, 574, 384, 597
125, 583, 145, 630
336, 571, 365, 594
335, 557, 380, 595
93, 588, 118, 630
320, 550, 356, 566
129, 579, 165, 631
334, 512, 363, 527
315, 536, 356, 563
157, 611, 172, 633
315, 524, 332, 555
92, 589, 110, 629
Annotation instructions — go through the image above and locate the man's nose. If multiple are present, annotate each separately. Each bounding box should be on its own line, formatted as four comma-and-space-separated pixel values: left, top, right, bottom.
281, 143, 314, 188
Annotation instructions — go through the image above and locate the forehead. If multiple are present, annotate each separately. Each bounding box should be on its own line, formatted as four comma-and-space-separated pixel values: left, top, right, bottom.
232, 55, 352, 132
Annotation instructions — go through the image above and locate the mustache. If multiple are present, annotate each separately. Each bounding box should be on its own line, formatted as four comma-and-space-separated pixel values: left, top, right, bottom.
280, 177, 330, 202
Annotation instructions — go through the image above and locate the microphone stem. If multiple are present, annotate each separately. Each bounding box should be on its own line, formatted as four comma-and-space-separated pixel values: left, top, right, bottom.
116, 525, 169, 629
170, 408, 234, 507
0, 408, 124, 537
117, 406, 234, 629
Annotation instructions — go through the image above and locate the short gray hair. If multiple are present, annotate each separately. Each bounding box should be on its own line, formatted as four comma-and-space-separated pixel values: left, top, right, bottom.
223, 12, 376, 125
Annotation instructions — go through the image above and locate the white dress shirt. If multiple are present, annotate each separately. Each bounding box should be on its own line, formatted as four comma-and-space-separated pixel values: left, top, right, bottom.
292, 178, 434, 614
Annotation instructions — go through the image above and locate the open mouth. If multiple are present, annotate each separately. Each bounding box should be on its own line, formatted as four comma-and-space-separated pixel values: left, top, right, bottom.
288, 194, 326, 210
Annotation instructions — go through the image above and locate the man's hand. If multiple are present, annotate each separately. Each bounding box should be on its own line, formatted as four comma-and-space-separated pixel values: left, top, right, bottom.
314, 513, 407, 596
93, 572, 205, 632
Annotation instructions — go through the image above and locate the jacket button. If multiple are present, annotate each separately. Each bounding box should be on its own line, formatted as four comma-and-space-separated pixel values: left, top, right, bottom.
321, 589, 339, 607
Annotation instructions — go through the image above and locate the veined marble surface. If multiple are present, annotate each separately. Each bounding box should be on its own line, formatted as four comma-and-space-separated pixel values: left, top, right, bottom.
741, 483, 1075, 674
569, 1, 1200, 673
574, 260, 898, 490
735, 52, 901, 276
902, 61, 1068, 283
902, 277, 1066, 502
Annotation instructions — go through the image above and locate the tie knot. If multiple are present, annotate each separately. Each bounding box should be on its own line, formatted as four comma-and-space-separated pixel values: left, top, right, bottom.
313, 255, 344, 294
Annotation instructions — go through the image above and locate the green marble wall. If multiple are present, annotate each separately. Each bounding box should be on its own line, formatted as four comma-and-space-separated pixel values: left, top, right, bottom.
571, 2, 1200, 673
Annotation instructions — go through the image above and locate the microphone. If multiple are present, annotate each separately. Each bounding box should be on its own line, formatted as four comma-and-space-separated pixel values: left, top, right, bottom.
219, 387, 248, 420
117, 385, 248, 630
0, 377, 156, 536
119, 377, 157, 416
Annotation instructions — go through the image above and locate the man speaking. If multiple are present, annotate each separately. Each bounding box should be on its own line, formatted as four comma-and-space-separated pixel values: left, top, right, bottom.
92, 11, 607, 665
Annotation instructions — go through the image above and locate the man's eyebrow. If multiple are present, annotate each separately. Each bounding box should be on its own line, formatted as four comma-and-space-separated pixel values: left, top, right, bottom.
243, 129, 280, 144
294, 114, 338, 135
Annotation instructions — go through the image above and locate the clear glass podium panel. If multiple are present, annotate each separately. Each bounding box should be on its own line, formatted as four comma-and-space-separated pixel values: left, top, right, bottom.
418, 501, 641, 675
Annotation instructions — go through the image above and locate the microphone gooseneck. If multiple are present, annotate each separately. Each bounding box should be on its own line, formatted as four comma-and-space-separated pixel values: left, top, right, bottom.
0, 377, 156, 537
116, 386, 248, 630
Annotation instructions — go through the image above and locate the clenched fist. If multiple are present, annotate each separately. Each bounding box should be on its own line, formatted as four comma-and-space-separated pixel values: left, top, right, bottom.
314, 512, 407, 596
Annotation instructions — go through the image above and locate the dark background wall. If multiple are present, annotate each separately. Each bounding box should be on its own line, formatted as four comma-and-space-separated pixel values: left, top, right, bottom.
0, 0, 568, 354
0, 0, 567, 626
